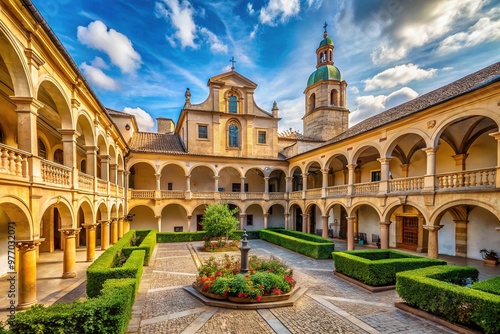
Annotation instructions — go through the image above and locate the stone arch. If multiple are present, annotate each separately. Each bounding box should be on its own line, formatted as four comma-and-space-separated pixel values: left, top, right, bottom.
265, 203, 286, 228
0, 195, 33, 240
383, 128, 431, 158
288, 202, 304, 232
128, 161, 156, 190
36, 76, 72, 129
245, 203, 264, 230
76, 110, 96, 146
40, 196, 74, 229
128, 205, 157, 230
161, 204, 188, 232
190, 165, 216, 192
160, 163, 187, 191
0, 23, 32, 96
218, 166, 242, 192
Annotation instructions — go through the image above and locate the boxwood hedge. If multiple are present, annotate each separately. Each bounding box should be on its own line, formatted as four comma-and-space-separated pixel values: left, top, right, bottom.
471, 276, 500, 296
260, 229, 334, 259
333, 250, 446, 286
396, 265, 500, 334
122, 229, 156, 265
8, 278, 137, 334
156, 229, 261, 243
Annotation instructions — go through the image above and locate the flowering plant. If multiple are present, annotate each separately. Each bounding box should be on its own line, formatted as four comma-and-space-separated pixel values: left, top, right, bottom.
194, 254, 295, 301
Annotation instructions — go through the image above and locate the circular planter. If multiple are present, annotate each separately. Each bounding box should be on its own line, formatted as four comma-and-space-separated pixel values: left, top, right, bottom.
193, 283, 294, 303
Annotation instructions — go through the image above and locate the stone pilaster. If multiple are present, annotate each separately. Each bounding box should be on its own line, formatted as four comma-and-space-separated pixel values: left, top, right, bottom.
59, 228, 80, 278
16, 238, 44, 310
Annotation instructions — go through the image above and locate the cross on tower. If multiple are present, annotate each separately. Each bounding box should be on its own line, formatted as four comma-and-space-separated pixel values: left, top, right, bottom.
229, 56, 236, 70
323, 21, 328, 33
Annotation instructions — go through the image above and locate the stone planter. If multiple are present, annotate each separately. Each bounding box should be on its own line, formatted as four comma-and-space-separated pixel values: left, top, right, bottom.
193, 283, 294, 303
483, 259, 498, 266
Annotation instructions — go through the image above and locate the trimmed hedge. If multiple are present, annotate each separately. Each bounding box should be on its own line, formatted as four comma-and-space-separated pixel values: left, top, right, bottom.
271, 229, 331, 243
333, 250, 446, 286
8, 278, 136, 334
157, 230, 261, 243
471, 276, 500, 296
87, 249, 145, 298
122, 229, 156, 265
396, 265, 500, 334
260, 229, 334, 259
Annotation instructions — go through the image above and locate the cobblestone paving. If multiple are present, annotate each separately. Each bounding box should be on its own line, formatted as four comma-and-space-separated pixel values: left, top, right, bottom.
135, 241, 458, 334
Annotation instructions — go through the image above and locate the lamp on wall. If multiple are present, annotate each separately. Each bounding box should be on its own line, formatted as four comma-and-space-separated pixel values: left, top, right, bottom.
125, 124, 131, 131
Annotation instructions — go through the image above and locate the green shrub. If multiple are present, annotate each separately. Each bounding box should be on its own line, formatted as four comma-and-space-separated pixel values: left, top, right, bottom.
396, 265, 500, 334
122, 230, 156, 265
157, 231, 207, 242
260, 229, 334, 259
87, 249, 145, 298
333, 250, 446, 286
8, 278, 136, 334
272, 229, 331, 243
471, 276, 500, 296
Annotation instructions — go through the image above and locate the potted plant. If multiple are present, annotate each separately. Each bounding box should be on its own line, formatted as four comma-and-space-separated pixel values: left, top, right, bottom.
480, 249, 498, 265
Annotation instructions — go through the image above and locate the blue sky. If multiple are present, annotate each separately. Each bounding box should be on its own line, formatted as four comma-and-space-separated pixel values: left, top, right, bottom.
33, 0, 500, 133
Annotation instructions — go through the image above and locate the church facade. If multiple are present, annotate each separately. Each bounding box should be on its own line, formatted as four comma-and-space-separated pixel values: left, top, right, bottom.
1, 0, 500, 310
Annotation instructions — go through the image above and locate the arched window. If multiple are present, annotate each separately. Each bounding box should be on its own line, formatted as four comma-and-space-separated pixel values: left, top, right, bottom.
80, 159, 87, 173
38, 138, 47, 159
0, 124, 4, 143
309, 93, 315, 112
330, 89, 339, 106
228, 96, 238, 113
54, 149, 64, 165
228, 124, 239, 147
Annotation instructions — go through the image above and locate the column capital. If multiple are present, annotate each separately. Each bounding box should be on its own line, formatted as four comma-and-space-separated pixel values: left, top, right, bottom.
59, 228, 81, 236
422, 146, 439, 154
379, 221, 392, 226
423, 224, 444, 231
16, 238, 45, 250
240, 176, 246, 180
301, 173, 309, 178
285, 176, 293, 181
98, 220, 110, 226
489, 131, 500, 141
321, 215, 330, 219
58, 129, 81, 139
10, 96, 44, 112
347, 164, 357, 170
82, 222, 100, 230
377, 157, 392, 164
321, 169, 329, 175
213, 175, 220, 180
155, 215, 162, 219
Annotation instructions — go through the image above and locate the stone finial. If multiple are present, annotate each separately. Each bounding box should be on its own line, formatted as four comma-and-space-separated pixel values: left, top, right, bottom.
272, 101, 278, 118
185, 88, 191, 101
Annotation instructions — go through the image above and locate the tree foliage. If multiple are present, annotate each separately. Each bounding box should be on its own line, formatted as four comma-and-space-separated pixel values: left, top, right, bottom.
201, 203, 239, 241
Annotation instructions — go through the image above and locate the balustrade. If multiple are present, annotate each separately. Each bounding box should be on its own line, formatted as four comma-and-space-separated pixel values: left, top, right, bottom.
41, 160, 71, 186
326, 185, 348, 197
353, 181, 379, 195
161, 190, 185, 199
131, 190, 155, 198
78, 172, 93, 190
289, 191, 302, 199
191, 191, 215, 199
269, 192, 285, 200
220, 192, 241, 200
0, 144, 29, 179
389, 176, 424, 193
305, 188, 322, 198
246, 192, 265, 199
437, 168, 496, 190
96, 179, 108, 193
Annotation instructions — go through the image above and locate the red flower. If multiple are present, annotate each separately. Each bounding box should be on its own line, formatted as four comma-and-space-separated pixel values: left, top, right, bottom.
238, 292, 243, 298
256, 295, 262, 302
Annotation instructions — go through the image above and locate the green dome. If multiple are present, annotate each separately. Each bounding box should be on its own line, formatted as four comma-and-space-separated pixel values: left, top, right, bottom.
319, 37, 333, 47
307, 65, 342, 87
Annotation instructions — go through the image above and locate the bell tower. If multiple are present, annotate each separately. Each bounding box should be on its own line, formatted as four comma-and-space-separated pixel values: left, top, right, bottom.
303, 23, 349, 141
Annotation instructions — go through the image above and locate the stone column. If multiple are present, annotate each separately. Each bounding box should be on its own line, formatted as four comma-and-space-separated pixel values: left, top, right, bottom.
155, 215, 162, 232
99, 155, 110, 181
117, 169, 124, 187
240, 177, 246, 193
284, 213, 290, 230
379, 221, 392, 249
347, 216, 356, 250
489, 132, 500, 187
109, 163, 118, 185
303, 213, 309, 233
264, 177, 269, 194
263, 213, 269, 229
186, 175, 191, 192
347, 164, 356, 196
322, 169, 329, 197
378, 158, 391, 194
85, 146, 97, 176
118, 217, 124, 238
285, 176, 292, 194
16, 239, 44, 310
59, 129, 79, 168
301, 173, 308, 198
12, 97, 44, 154
455, 220, 468, 257
110, 219, 118, 244
239, 214, 246, 230
213, 175, 220, 192
322, 215, 329, 238
100, 220, 110, 250
187, 215, 192, 232
422, 147, 439, 192
59, 228, 80, 278
123, 219, 131, 235
423, 225, 443, 259
82, 223, 99, 262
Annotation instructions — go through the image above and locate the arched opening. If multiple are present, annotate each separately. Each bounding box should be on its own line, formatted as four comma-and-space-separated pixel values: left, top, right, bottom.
227, 122, 239, 148
245, 204, 264, 230
54, 148, 64, 165
161, 204, 188, 232
228, 95, 238, 113
309, 93, 315, 112
330, 89, 339, 106
267, 204, 285, 228
128, 205, 157, 230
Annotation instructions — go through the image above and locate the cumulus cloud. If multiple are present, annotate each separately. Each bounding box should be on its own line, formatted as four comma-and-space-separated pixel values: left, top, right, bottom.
247, 3, 255, 15
350, 87, 418, 125
80, 62, 119, 90
250, 24, 259, 39
90, 56, 108, 69
437, 7, 500, 54
123, 107, 156, 132
200, 27, 228, 54
155, 0, 198, 49
275, 97, 304, 133
364, 64, 437, 91
365, 0, 486, 65
77, 20, 141, 74
259, 0, 301, 26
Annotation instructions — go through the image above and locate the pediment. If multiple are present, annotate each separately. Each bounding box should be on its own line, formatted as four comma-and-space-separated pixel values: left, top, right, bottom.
208, 70, 258, 89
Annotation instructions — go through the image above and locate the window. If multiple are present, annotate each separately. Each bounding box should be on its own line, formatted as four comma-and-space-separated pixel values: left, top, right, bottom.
37, 138, 47, 159
232, 183, 248, 192
371, 170, 381, 182
309, 93, 315, 112
168, 182, 173, 190
174, 226, 183, 232
246, 214, 253, 226
228, 124, 239, 147
198, 125, 208, 139
258, 131, 266, 144
80, 159, 87, 173
330, 89, 339, 106
228, 96, 238, 113
54, 149, 64, 165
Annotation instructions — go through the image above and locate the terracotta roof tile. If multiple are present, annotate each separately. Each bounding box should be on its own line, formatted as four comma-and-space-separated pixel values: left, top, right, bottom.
129, 132, 186, 154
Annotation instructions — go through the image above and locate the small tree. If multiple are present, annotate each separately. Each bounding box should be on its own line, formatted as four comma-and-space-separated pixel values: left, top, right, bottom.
201, 203, 239, 243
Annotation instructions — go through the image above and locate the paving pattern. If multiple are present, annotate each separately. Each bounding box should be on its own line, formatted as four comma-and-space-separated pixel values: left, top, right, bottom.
132, 241, 458, 334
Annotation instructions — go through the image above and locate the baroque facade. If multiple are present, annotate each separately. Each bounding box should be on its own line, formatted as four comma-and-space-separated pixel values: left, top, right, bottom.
1, 0, 500, 310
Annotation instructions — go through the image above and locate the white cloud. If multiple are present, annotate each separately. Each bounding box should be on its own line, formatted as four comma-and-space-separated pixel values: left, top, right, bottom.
350, 87, 418, 125
259, 0, 300, 26
250, 24, 258, 39
349, 86, 359, 94
200, 28, 228, 54
77, 20, 141, 74
80, 62, 119, 90
437, 8, 500, 54
275, 97, 304, 133
247, 3, 255, 15
90, 56, 108, 69
364, 64, 437, 91
155, 0, 198, 49
370, 0, 485, 65
123, 107, 156, 132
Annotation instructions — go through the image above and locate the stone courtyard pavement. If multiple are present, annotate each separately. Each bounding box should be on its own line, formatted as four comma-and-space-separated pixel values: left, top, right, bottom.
128, 241, 457, 334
